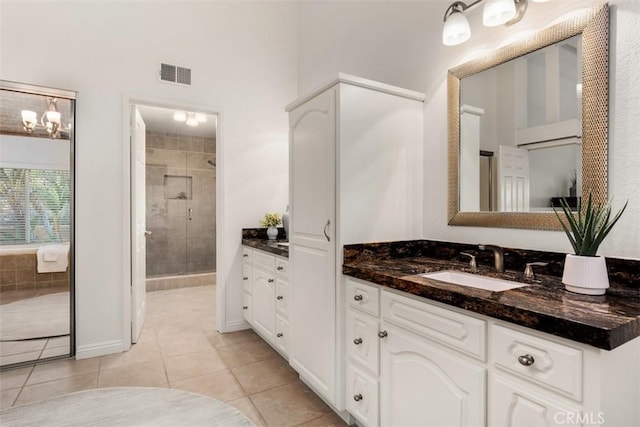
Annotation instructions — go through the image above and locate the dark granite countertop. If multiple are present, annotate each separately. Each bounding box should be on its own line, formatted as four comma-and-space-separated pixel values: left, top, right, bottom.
242, 228, 289, 258
343, 242, 640, 351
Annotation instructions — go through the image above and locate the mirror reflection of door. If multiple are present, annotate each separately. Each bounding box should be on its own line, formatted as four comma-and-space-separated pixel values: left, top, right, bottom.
0, 82, 75, 367
460, 34, 582, 212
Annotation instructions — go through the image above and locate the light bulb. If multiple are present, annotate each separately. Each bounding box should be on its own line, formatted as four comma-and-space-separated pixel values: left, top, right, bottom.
46, 110, 61, 124
173, 110, 187, 122
483, 0, 516, 27
195, 113, 207, 123
186, 113, 199, 127
21, 110, 37, 132
443, 10, 471, 46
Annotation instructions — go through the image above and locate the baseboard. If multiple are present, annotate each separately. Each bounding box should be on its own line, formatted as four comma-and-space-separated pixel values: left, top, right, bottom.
217, 319, 251, 333
75, 340, 123, 360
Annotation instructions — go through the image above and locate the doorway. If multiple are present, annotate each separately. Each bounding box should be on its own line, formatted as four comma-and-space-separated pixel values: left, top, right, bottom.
128, 101, 218, 343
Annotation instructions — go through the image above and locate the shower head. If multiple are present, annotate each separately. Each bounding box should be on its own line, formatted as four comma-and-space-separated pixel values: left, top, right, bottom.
207, 160, 216, 167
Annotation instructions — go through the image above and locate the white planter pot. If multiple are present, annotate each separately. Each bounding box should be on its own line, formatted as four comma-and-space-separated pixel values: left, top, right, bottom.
266, 226, 278, 240
562, 254, 609, 295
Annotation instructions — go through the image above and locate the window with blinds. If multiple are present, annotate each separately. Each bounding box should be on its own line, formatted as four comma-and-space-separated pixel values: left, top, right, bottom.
0, 168, 71, 245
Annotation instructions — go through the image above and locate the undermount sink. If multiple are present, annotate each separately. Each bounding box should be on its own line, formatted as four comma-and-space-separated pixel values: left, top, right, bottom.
276, 242, 290, 247
421, 270, 527, 292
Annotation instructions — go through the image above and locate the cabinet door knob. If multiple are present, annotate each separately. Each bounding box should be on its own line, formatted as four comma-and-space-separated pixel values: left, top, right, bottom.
276, 295, 284, 300
243, 276, 248, 280
378, 330, 388, 338
242, 306, 248, 310
353, 294, 363, 301
518, 354, 535, 366
277, 333, 283, 338
277, 266, 284, 271
353, 394, 363, 402
353, 338, 363, 345
268, 278, 274, 283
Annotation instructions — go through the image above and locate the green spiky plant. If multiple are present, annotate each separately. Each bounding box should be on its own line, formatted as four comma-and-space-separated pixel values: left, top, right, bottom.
553, 194, 628, 257
260, 212, 282, 228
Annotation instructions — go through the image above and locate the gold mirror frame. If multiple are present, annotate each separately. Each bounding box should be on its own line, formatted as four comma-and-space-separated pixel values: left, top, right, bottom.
448, 4, 609, 230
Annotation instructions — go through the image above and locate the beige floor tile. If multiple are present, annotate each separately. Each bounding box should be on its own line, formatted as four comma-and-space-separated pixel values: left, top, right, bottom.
40, 346, 71, 359
0, 340, 45, 357
295, 411, 349, 427
217, 338, 279, 368
98, 359, 167, 388
158, 331, 214, 357
27, 358, 100, 385
0, 366, 32, 391
44, 336, 70, 349
0, 351, 42, 366
14, 372, 98, 406
227, 396, 267, 427
231, 356, 298, 395
206, 329, 261, 348
171, 369, 245, 403
99, 340, 162, 370
251, 382, 330, 427
165, 349, 228, 383
0, 388, 20, 410
0, 366, 33, 390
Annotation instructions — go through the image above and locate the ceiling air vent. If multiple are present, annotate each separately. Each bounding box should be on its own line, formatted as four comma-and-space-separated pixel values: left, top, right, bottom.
159, 63, 191, 85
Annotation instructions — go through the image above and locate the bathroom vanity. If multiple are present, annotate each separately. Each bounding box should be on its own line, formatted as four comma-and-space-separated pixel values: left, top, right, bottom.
342, 240, 640, 427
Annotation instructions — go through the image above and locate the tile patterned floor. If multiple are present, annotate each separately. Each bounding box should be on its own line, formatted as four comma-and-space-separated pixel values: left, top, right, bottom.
0, 285, 348, 427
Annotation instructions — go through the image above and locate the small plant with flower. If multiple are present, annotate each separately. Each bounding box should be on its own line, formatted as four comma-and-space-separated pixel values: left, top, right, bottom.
260, 212, 282, 228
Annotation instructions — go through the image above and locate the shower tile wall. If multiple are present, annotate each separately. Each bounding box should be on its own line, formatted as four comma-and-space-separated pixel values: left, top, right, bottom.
145, 131, 216, 277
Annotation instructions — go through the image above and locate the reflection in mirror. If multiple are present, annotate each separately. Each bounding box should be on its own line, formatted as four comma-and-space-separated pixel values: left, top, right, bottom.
460, 35, 582, 213
447, 4, 609, 230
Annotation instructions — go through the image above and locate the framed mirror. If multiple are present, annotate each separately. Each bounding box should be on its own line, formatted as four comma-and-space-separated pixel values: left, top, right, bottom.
448, 4, 609, 230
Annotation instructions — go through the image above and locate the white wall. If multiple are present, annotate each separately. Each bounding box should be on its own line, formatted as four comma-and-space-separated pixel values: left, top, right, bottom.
1, 1, 297, 357
297, 0, 639, 259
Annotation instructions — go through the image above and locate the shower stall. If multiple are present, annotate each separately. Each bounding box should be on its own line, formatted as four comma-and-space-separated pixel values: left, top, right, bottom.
141, 107, 216, 291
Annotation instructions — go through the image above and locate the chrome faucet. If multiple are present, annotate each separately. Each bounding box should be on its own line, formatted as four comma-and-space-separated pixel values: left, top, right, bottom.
478, 244, 505, 273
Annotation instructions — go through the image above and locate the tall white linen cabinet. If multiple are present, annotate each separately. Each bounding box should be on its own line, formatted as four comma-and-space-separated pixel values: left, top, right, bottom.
286, 74, 425, 413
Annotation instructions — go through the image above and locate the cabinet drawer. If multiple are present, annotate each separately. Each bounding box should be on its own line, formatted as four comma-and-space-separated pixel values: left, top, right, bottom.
242, 264, 252, 294
381, 290, 486, 360
242, 247, 253, 264
276, 258, 289, 278
242, 292, 252, 324
347, 278, 380, 317
276, 279, 289, 318
275, 315, 289, 357
254, 250, 276, 270
346, 364, 379, 427
492, 324, 583, 401
346, 309, 380, 376
489, 373, 583, 427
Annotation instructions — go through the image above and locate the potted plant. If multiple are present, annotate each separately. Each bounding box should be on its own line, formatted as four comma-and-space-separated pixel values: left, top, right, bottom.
260, 212, 282, 240
554, 194, 627, 295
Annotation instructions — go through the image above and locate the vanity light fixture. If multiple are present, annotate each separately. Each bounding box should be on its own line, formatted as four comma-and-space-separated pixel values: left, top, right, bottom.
442, 0, 534, 46
20, 97, 68, 138
173, 110, 207, 127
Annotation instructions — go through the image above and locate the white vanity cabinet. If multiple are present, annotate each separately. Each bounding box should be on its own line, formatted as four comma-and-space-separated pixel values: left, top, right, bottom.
287, 74, 424, 409
241, 246, 290, 358
344, 277, 640, 427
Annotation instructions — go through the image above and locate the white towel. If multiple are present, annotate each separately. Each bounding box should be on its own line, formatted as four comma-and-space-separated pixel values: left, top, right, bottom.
37, 244, 69, 273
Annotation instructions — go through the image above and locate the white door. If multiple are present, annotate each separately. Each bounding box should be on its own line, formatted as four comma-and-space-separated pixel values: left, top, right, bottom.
380, 323, 486, 427
289, 88, 337, 404
131, 106, 147, 343
498, 145, 530, 212
251, 267, 275, 341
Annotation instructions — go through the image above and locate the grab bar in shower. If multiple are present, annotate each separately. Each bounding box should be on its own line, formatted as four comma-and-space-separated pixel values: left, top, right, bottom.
188, 208, 193, 221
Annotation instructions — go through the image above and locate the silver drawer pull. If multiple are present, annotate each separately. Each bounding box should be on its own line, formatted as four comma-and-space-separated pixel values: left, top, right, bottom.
518, 354, 535, 366
378, 331, 388, 338
353, 394, 363, 402
353, 338, 363, 345
268, 278, 274, 283
242, 276, 248, 280
353, 294, 363, 301
277, 333, 283, 338
276, 296, 283, 300
277, 266, 284, 271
